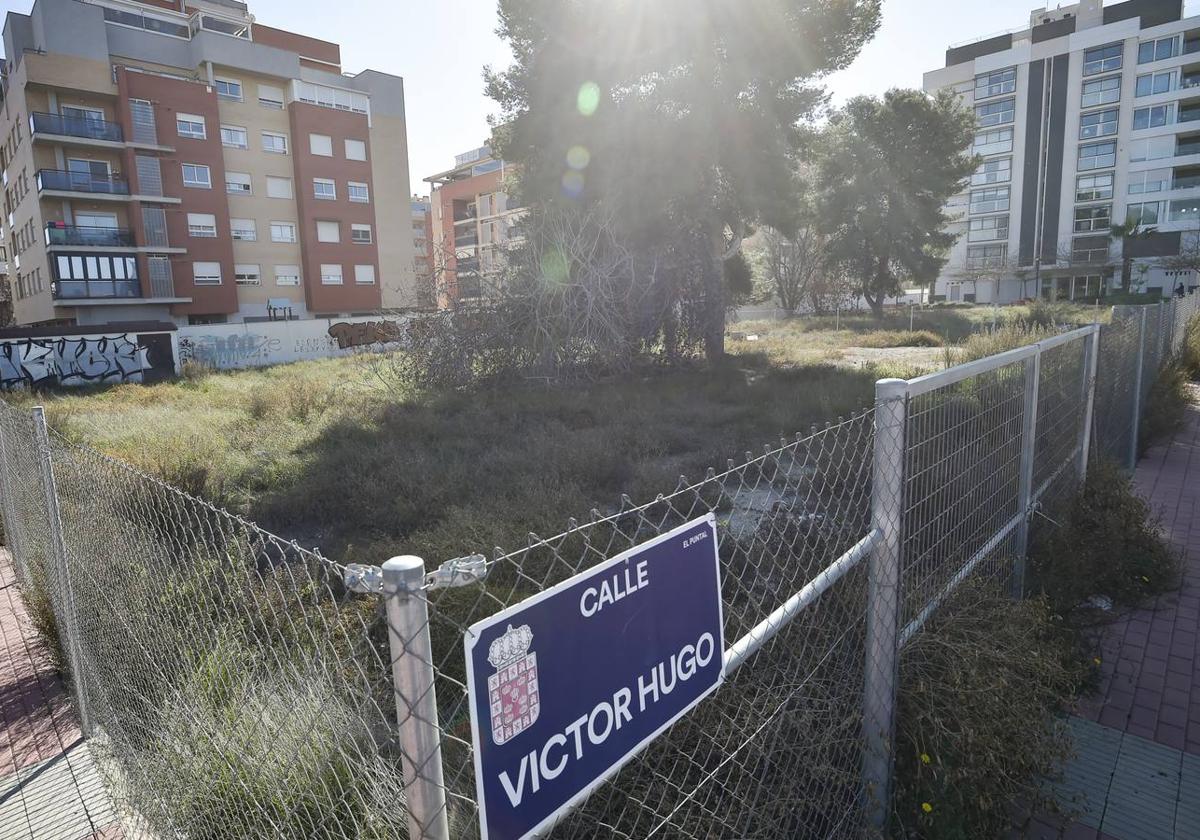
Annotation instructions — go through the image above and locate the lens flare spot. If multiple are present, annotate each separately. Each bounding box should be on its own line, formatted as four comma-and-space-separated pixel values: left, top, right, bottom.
566, 145, 591, 170
540, 248, 569, 286
561, 169, 585, 198
577, 81, 600, 117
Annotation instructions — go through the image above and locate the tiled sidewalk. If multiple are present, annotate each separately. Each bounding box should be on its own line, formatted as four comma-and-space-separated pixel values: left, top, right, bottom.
0, 549, 122, 839
1041, 391, 1200, 839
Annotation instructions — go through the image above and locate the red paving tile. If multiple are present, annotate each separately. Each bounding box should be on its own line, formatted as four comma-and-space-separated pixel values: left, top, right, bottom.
1083, 394, 1200, 757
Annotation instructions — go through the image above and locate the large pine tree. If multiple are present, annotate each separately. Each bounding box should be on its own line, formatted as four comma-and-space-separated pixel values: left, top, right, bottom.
485, 0, 882, 359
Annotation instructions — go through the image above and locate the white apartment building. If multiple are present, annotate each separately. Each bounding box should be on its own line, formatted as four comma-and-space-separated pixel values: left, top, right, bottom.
925, 0, 1200, 303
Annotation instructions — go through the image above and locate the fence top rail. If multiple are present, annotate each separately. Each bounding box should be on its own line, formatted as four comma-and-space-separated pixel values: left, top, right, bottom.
903, 323, 1098, 399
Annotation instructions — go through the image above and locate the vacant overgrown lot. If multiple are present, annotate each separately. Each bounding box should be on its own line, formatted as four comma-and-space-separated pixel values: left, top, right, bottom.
17, 302, 1101, 566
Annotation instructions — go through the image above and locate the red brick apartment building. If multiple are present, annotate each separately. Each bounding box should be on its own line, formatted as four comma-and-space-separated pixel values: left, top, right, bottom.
0, 0, 417, 326
425, 145, 524, 307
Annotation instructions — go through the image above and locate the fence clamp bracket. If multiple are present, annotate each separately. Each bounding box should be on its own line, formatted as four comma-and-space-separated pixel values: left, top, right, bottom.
343, 563, 385, 595
426, 554, 489, 590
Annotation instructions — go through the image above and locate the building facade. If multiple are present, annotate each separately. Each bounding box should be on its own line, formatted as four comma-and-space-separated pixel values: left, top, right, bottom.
1, 0, 417, 327
425, 145, 523, 307
410, 194, 432, 307
925, 0, 1200, 303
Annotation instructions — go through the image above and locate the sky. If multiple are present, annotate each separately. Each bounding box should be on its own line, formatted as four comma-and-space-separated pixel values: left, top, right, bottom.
6, 0, 1200, 194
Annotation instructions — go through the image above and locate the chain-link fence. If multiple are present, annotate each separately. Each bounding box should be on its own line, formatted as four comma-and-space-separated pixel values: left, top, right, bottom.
0, 291, 1197, 839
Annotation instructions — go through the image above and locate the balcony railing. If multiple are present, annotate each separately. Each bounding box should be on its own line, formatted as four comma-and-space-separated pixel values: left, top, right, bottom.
45, 224, 134, 247
1175, 175, 1200, 190
37, 169, 129, 195
30, 112, 123, 143
1180, 110, 1200, 124
454, 234, 479, 248
54, 279, 140, 300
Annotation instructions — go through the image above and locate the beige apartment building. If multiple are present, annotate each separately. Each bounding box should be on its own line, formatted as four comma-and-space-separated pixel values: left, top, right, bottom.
1, 0, 417, 327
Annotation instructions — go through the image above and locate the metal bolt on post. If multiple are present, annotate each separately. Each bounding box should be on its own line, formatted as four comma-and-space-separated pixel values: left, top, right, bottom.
1013, 350, 1041, 597
863, 378, 906, 834
1130, 308, 1148, 470
31, 407, 91, 735
383, 556, 450, 840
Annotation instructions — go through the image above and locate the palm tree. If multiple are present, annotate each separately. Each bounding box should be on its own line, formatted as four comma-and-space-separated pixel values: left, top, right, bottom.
1109, 221, 1157, 289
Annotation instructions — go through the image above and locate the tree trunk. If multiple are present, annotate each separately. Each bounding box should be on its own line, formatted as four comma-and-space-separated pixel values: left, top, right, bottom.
705, 223, 726, 361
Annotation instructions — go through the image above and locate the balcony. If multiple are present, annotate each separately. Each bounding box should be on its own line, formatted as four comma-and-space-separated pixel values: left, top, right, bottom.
45, 224, 134, 248
54, 279, 140, 300
454, 233, 478, 248
30, 112, 123, 143
37, 169, 129, 196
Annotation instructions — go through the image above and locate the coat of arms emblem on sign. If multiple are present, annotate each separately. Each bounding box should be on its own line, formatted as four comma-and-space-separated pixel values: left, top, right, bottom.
487, 623, 539, 745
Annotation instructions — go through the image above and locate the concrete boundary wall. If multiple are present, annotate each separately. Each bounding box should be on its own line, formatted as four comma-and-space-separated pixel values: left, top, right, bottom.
176, 315, 409, 371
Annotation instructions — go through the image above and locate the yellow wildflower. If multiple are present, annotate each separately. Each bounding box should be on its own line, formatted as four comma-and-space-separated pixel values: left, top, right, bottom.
920, 753, 931, 765
921, 802, 933, 814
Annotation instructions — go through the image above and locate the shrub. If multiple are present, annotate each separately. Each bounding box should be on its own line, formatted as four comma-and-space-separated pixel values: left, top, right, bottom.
1182, 313, 1200, 379
1139, 359, 1191, 453
855, 330, 943, 348
892, 581, 1089, 839
1030, 460, 1180, 612
179, 359, 211, 383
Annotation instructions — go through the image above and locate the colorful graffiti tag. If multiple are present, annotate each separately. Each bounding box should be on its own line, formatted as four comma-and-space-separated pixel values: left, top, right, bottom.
0, 335, 149, 389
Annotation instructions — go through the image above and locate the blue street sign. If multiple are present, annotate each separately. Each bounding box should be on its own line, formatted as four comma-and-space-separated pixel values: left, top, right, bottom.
465, 514, 725, 840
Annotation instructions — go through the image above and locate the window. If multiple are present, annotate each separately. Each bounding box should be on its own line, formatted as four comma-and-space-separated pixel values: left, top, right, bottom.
274, 264, 301, 286
313, 178, 336, 200
967, 214, 1009, 242
347, 181, 370, 203
192, 261, 222, 285
1073, 205, 1111, 232
270, 222, 297, 243
234, 263, 260, 285
974, 67, 1016, 99
1079, 108, 1118, 139
187, 212, 217, 237
230, 218, 257, 241
214, 77, 243, 101
1169, 198, 1200, 222
182, 163, 211, 188
220, 124, 248, 148
1128, 168, 1170, 195
969, 186, 1009, 214
1138, 36, 1179, 64
1081, 76, 1121, 108
975, 97, 1014, 127
258, 84, 285, 109
354, 264, 376, 285
966, 244, 1007, 270
293, 80, 370, 115
316, 220, 340, 242
262, 131, 288, 154
1077, 172, 1114, 202
1072, 237, 1110, 263
1078, 140, 1116, 170
226, 171, 251, 194
1129, 135, 1174, 162
176, 113, 206, 139
973, 127, 1013, 156
1083, 43, 1123, 76
1136, 70, 1175, 97
1127, 200, 1162, 225
320, 263, 343, 285
1133, 104, 1174, 130
309, 133, 333, 156
351, 223, 373, 243
345, 138, 366, 161
266, 176, 293, 199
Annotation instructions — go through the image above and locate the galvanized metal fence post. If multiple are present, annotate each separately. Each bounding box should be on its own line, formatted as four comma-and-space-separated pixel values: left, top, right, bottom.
383, 555, 450, 840
1013, 349, 1041, 597
863, 378, 907, 834
31, 406, 91, 735
1129, 308, 1148, 470
1078, 324, 1101, 482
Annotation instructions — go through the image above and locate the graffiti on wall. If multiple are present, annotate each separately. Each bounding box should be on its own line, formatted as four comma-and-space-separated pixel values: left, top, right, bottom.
0, 335, 148, 389
327, 320, 404, 349
179, 333, 282, 368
